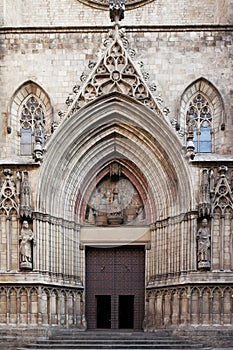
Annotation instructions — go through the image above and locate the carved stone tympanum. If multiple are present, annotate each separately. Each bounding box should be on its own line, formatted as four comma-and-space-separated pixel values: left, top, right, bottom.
86, 168, 145, 226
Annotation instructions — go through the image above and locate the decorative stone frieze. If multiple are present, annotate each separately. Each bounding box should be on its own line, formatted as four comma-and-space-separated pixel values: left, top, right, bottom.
145, 284, 233, 329
0, 285, 85, 328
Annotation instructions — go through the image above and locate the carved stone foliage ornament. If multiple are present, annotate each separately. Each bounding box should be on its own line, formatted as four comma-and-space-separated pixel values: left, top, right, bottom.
0, 169, 19, 217
77, 0, 154, 10
85, 164, 145, 226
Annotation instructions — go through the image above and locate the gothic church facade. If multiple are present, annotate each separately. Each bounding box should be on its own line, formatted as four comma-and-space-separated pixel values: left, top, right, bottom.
0, 0, 233, 333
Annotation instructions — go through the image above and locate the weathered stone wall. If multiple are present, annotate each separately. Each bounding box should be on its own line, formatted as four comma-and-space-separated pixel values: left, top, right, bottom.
0, 285, 85, 328
0, 0, 232, 27
145, 284, 233, 329
0, 28, 232, 158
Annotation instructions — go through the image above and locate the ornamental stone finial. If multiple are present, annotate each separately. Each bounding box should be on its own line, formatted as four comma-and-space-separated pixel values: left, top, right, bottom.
109, 0, 126, 23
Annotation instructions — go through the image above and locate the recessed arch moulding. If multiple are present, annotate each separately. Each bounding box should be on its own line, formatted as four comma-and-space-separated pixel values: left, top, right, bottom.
36, 95, 194, 228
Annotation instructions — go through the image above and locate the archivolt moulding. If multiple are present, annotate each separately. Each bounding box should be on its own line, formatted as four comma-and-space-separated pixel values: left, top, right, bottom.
36, 94, 194, 224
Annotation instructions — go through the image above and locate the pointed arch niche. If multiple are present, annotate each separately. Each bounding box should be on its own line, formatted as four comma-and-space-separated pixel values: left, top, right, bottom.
8, 81, 53, 156
179, 78, 225, 153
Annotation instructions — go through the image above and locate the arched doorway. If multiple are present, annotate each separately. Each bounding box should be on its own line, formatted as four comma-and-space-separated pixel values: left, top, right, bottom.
36, 95, 193, 330
80, 162, 148, 330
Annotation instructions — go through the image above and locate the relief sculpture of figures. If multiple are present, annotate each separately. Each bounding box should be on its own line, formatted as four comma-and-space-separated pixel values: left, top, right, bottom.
196, 218, 211, 270
19, 220, 35, 270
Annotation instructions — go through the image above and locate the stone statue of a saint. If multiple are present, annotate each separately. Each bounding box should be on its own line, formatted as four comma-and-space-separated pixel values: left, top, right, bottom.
196, 218, 211, 270
19, 220, 35, 269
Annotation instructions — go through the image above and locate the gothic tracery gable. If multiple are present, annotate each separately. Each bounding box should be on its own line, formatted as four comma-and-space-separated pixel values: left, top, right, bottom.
61, 28, 168, 122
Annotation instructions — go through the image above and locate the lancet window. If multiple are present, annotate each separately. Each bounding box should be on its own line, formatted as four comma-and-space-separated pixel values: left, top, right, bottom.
20, 95, 45, 155
186, 93, 212, 153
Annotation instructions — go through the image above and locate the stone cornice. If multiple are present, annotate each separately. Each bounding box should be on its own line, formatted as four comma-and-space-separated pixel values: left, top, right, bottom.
0, 157, 40, 167
33, 211, 80, 230
191, 154, 233, 164
0, 24, 232, 34
152, 211, 198, 229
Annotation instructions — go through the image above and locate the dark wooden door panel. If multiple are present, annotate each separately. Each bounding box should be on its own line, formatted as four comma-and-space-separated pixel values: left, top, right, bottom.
85, 246, 145, 330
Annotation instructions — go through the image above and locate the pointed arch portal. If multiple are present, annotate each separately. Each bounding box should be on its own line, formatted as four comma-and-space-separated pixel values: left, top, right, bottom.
36, 93, 194, 329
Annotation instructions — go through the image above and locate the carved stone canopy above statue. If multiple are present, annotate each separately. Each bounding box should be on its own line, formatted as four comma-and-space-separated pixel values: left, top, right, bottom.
85, 170, 145, 226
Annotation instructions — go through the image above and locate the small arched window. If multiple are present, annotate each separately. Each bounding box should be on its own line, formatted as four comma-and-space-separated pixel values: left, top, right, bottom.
20, 96, 45, 155
9, 81, 52, 157
186, 93, 212, 153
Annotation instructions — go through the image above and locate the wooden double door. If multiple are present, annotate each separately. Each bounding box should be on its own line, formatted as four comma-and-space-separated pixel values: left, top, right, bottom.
85, 246, 145, 330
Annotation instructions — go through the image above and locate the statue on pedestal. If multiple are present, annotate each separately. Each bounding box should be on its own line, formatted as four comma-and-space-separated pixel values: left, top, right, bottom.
19, 220, 35, 270
197, 218, 211, 270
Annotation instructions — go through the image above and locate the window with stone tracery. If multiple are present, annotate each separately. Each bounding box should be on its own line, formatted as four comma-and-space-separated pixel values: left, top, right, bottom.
20, 96, 45, 155
186, 93, 212, 153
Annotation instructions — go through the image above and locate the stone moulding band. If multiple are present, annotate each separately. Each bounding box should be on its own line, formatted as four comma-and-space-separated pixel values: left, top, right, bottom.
0, 24, 232, 34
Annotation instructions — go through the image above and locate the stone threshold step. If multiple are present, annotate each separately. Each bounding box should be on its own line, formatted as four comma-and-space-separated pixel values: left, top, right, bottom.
18, 346, 202, 348
50, 337, 192, 342
52, 334, 173, 338
18, 348, 212, 350
41, 340, 196, 344
19, 342, 202, 350
51, 334, 178, 336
